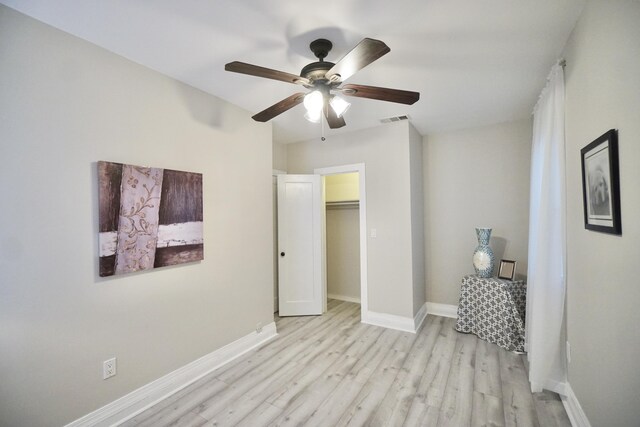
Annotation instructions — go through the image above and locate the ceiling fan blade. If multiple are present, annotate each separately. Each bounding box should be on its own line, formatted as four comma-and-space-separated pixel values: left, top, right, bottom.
225, 61, 310, 86
324, 103, 346, 129
252, 93, 305, 122
340, 84, 420, 105
326, 38, 390, 83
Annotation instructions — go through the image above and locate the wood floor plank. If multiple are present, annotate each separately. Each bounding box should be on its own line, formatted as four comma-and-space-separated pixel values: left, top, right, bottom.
333, 331, 417, 426
266, 353, 360, 426
266, 322, 373, 409
403, 401, 441, 427
215, 322, 371, 426
164, 411, 213, 427
193, 306, 362, 422
120, 378, 228, 427
436, 331, 478, 426
471, 391, 505, 427
214, 302, 359, 385
403, 316, 459, 426
532, 390, 572, 427
369, 315, 442, 426
123, 301, 571, 427
302, 327, 399, 427
499, 348, 540, 427
474, 338, 503, 399
234, 401, 282, 427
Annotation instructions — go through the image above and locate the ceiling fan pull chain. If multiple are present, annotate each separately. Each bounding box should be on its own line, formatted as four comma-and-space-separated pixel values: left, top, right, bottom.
321, 114, 326, 142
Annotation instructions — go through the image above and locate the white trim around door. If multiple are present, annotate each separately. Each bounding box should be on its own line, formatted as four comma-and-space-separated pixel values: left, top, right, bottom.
313, 164, 369, 322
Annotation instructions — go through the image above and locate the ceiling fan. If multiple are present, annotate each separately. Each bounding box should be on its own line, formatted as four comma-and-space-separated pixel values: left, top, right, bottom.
225, 38, 420, 129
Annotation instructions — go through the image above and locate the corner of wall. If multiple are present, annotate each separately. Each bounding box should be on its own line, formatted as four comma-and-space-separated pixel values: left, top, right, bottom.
272, 140, 287, 171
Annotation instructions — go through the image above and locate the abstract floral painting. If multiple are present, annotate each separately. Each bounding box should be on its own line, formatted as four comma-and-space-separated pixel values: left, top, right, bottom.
98, 161, 203, 276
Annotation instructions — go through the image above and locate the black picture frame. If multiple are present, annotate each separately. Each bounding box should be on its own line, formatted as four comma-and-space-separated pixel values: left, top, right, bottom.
498, 259, 516, 280
580, 129, 621, 235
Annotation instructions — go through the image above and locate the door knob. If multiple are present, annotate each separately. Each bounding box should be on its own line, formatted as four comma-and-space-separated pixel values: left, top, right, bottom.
280, 252, 285, 257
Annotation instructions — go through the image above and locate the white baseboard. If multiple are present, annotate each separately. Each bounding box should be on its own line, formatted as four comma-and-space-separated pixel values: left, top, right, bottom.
561, 383, 592, 427
426, 302, 458, 319
413, 302, 428, 332
362, 302, 440, 333
328, 293, 361, 304
363, 310, 416, 333
65, 322, 278, 427
542, 379, 568, 396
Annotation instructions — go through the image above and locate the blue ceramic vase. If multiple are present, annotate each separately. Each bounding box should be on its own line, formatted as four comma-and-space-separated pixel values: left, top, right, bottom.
472, 227, 495, 278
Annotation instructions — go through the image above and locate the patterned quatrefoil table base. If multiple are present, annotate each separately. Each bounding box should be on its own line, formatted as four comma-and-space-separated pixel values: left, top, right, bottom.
455, 274, 527, 352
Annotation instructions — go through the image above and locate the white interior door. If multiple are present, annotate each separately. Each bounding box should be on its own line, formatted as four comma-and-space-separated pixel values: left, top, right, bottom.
277, 174, 325, 316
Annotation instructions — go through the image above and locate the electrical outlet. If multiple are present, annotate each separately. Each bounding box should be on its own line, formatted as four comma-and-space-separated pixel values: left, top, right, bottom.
256, 322, 263, 333
103, 357, 117, 380
566, 341, 571, 364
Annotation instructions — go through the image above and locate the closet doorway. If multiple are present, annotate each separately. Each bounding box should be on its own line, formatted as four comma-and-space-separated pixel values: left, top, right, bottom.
325, 173, 360, 303
315, 164, 368, 318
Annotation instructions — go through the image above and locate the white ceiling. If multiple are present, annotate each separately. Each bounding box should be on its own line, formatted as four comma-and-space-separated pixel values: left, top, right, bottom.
1, 0, 584, 143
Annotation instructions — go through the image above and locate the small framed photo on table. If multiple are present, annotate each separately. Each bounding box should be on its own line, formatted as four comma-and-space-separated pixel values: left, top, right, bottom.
498, 259, 516, 280
580, 129, 621, 235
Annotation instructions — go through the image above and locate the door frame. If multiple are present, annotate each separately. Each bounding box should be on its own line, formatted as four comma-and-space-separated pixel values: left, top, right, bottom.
313, 163, 369, 320
272, 169, 286, 313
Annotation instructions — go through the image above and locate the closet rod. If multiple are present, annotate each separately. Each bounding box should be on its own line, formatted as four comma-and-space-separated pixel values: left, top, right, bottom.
326, 200, 359, 209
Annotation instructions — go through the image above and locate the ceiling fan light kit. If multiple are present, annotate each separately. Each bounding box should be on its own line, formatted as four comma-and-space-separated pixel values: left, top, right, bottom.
225, 37, 420, 133
329, 95, 350, 118
303, 89, 325, 115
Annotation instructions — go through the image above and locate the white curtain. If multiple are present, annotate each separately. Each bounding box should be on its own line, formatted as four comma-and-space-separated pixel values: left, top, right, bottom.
526, 62, 567, 393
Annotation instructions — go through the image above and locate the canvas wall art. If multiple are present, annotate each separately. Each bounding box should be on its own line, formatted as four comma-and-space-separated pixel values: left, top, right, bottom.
98, 161, 203, 276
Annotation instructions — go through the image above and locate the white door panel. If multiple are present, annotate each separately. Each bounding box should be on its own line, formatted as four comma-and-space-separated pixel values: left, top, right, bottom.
278, 174, 324, 316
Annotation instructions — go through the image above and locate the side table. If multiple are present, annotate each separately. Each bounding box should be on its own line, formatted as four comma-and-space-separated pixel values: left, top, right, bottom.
455, 274, 526, 352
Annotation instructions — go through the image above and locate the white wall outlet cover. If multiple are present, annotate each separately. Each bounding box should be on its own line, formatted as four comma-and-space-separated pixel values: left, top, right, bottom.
103, 358, 117, 380
370, 229, 377, 238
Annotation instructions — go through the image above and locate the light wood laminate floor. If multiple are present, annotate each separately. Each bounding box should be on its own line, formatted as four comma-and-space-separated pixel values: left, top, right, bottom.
121, 300, 571, 427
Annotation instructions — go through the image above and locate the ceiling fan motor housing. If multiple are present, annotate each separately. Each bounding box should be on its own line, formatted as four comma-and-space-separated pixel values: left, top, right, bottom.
301, 39, 337, 84
300, 61, 335, 83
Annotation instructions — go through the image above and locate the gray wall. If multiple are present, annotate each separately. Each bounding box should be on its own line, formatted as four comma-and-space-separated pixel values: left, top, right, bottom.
287, 122, 420, 318
423, 119, 532, 305
562, 1, 640, 425
0, 6, 273, 427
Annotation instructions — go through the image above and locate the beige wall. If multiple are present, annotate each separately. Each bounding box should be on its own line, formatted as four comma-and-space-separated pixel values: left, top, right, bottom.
0, 6, 273, 427
562, 1, 640, 425
409, 125, 426, 315
326, 207, 361, 301
423, 119, 532, 305
287, 122, 418, 318
272, 141, 288, 171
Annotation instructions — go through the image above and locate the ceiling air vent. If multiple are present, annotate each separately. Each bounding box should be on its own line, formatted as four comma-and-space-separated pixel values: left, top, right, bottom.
380, 115, 410, 124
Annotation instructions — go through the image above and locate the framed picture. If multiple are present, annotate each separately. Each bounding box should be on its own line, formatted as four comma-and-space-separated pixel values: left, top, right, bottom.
498, 259, 516, 280
580, 129, 621, 235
